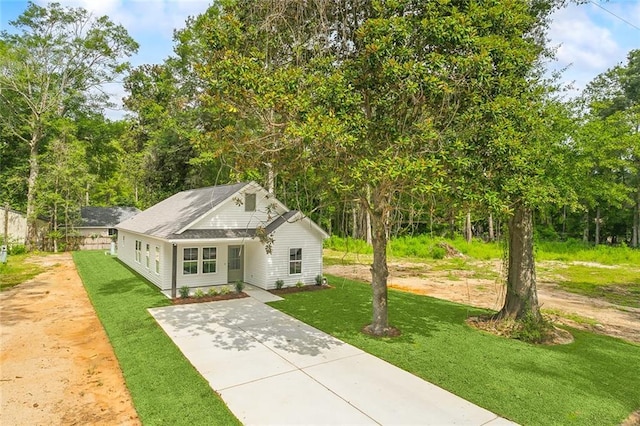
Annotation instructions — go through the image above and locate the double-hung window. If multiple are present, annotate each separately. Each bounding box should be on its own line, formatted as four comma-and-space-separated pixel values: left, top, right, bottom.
202, 247, 217, 273
183, 248, 198, 275
145, 243, 150, 269
135, 240, 142, 263
155, 246, 160, 274
289, 248, 302, 274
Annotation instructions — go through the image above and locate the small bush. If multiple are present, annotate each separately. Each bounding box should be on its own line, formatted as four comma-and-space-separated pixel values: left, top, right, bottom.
315, 274, 324, 285
8, 244, 26, 255
511, 312, 554, 344
179, 286, 190, 299
235, 280, 244, 293
296, 281, 304, 288
431, 246, 446, 260
207, 287, 219, 297
220, 285, 230, 295
194, 288, 205, 298
275, 279, 284, 289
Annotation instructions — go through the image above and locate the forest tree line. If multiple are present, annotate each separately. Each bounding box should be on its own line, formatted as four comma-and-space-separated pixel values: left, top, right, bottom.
0, 2, 640, 251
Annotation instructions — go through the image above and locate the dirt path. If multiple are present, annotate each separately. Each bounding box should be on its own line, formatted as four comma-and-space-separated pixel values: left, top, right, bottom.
326, 260, 640, 344
0, 253, 140, 425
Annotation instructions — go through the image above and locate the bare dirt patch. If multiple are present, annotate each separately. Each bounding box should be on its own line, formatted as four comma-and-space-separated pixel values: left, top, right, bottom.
325, 259, 640, 344
0, 253, 140, 425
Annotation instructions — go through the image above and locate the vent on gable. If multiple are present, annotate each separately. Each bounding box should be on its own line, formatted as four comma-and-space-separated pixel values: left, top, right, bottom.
245, 193, 256, 212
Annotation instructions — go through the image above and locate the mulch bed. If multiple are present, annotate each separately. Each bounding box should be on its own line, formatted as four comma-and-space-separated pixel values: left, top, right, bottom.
172, 292, 248, 305
269, 284, 332, 295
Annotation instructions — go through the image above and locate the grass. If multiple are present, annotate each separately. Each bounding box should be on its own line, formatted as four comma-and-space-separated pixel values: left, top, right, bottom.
72, 251, 240, 426
554, 264, 640, 308
0, 254, 45, 291
269, 274, 640, 426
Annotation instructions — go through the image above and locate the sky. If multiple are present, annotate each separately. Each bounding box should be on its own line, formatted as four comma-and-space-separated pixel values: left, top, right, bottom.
1, 0, 639, 118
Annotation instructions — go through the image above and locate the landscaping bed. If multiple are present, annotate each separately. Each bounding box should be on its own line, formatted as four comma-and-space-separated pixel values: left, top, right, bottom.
270, 283, 332, 295
173, 292, 248, 304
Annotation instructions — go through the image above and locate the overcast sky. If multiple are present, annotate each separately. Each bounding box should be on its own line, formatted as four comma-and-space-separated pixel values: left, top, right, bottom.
1, 0, 639, 118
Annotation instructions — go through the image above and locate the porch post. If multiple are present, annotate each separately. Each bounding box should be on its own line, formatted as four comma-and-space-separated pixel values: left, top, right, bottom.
171, 243, 177, 299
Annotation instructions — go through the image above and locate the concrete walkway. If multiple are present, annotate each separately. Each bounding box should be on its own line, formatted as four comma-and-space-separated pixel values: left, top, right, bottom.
149, 298, 516, 425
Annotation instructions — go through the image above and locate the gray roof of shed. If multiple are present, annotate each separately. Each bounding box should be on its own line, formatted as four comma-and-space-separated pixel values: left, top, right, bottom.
115, 182, 249, 239
81, 206, 140, 227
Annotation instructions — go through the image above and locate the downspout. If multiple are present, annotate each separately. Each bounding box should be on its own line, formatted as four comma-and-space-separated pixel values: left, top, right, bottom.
171, 243, 177, 299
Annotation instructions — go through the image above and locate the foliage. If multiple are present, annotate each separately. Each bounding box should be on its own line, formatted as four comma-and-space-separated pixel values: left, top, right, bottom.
275, 279, 284, 290
72, 251, 239, 425
270, 275, 640, 426
207, 287, 219, 297
315, 274, 324, 286
194, 288, 205, 298
295, 281, 304, 289
234, 280, 244, 294
0, 2, 138, 249
0, 254, 45, 291
179, 286, 190, 299
220, 285, 230, 295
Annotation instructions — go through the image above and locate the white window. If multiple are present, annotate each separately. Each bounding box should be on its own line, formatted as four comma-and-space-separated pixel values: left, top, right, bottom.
155, 246, 160, 274
202, 247, 217, 273
245, 193, 256, 211
108, 228, 117, 236
289, 248, 302, 274
183, 248, 198, 275
135, 240, 142, 263
145, 243, 150, 269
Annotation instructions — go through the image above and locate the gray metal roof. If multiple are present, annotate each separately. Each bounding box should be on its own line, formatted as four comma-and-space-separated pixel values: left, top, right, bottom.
81, 206, 140, 227
115, 182, 249, 239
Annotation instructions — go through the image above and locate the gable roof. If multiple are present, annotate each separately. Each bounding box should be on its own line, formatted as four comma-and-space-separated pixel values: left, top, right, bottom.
116, 182, 249, 239
80, 206, 140, 228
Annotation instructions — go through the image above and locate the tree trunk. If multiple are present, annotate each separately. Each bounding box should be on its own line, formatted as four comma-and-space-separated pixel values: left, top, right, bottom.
465, 211, 472, 243
488, 213, 494, 242
583, 210, 589, 243
25, 134, 40, 251
364, 188, 394, 336
495, 205, 540, 321
365, 186, 372, 245
595, 206, 601, 246
633, 189, 639, 248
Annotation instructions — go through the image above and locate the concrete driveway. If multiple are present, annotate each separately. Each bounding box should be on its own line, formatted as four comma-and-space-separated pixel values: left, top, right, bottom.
149, 297, 515, 425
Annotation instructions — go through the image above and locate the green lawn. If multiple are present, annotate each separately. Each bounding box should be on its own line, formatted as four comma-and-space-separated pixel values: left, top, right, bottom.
0, 254, 45, 291
555, 264, 640, 308
72, 251, 240, 426
270, 274, 640, 426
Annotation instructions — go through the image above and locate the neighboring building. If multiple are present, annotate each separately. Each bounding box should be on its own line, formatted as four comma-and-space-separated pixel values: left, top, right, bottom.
116, 182, 328, 295
78, 206, 140, 250
0, 207, 48, 250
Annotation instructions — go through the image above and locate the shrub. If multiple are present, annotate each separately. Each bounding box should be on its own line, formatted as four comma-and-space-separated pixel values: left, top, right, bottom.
207, 287, 219, 297
234, 280, 244, 293
220, 285, 230, 295
431, 246, 446, 260
296, 281, 304, 288
179, 286, 190, 299
8, 244, 26, 255
315, 274, 324, 285
194, 288, 205, 298
275, 279, 284, 289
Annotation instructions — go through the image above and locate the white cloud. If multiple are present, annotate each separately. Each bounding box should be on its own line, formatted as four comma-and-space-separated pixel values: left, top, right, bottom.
546, 1, 638, 95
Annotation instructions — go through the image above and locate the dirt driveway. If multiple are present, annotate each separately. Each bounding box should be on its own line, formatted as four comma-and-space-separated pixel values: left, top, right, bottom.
0, 253, 140, 425
326, 260, 640, 344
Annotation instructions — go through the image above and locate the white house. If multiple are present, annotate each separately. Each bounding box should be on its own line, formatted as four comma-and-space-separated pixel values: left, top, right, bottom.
115, 182, 329, 296
77, 206, 140, 250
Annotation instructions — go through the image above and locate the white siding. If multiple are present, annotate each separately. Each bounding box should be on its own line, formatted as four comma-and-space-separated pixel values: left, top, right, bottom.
190, 189, 286, 230
174, 242, 229, 288
265, 220, 325, 289
117, 230, 168, 289
245, 242, 268, 288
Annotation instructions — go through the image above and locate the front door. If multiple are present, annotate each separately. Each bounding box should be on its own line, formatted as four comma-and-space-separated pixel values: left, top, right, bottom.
228, 245, 244, 282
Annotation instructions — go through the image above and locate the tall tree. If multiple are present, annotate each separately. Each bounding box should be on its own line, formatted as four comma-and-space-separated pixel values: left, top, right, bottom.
187, 0, 563, 335
0, 2, 137, 249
